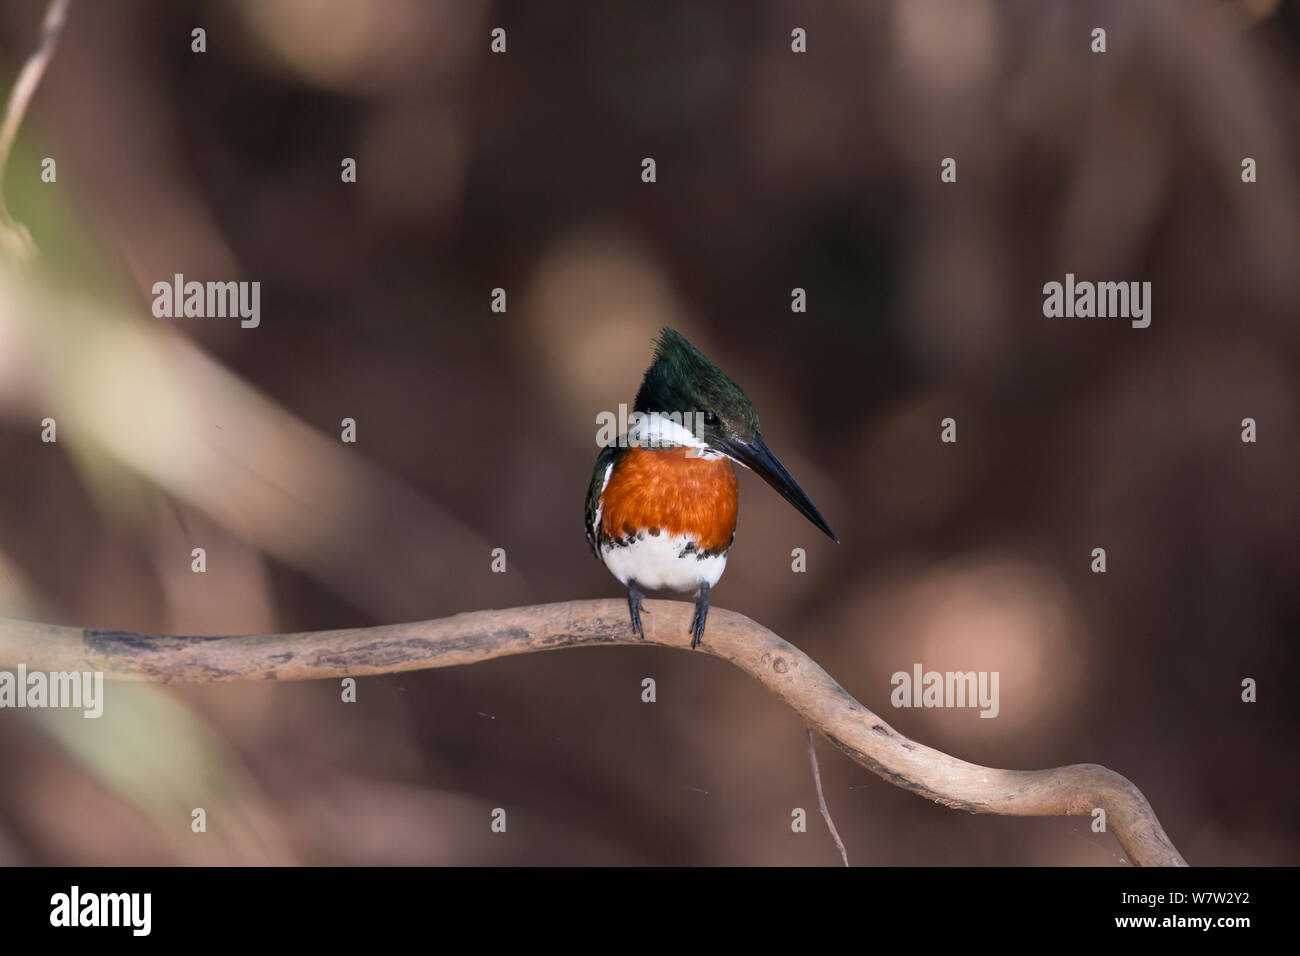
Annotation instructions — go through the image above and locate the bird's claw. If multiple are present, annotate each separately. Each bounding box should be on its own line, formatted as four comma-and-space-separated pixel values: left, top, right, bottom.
689, 582, 710, 650
627, 582, 645, 639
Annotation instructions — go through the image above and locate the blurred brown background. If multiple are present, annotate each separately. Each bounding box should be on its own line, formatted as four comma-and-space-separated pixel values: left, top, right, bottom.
0, 0, 1296, 865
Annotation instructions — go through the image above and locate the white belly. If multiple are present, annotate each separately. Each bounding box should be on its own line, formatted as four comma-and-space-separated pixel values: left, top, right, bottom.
601, 533, 728, 593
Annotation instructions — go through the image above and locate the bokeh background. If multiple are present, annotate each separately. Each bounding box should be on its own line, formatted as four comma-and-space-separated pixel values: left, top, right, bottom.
0, 0, 1296, 865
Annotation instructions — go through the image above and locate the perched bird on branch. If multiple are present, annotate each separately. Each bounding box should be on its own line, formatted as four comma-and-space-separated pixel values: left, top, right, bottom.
586, 328, 837, 648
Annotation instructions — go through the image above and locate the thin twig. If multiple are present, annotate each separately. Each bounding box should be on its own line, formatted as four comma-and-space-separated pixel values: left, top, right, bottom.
0, 599, 1189, 866
0, 0, 71, 260
806, 725, 849, 866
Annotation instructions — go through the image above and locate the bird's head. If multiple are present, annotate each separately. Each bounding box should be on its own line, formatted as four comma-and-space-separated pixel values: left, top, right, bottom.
633, 328, 837, 542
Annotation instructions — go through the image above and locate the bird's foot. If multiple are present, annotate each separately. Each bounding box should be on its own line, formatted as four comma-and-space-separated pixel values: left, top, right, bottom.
689, 582, 710, 650
626, 581, 645, 639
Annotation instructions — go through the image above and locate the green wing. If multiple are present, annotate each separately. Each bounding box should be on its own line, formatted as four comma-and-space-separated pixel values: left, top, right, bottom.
584, 443, 621, 559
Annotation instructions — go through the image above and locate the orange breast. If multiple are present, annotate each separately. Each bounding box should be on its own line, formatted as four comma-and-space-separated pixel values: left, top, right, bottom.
600, 447, 738, 553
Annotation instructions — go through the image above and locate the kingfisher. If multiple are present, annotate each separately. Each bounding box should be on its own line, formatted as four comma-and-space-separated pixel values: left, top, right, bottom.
585, 328, 837, 648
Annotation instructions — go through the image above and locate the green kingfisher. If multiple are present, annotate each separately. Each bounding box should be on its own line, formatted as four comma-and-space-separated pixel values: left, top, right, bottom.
585, 328, 837, 649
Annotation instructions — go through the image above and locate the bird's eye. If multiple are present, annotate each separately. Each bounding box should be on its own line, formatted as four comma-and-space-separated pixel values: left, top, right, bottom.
703, 410, 717, 426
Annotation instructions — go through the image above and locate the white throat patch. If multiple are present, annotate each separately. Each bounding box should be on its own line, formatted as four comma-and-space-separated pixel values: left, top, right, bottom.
628, 412, 723, 460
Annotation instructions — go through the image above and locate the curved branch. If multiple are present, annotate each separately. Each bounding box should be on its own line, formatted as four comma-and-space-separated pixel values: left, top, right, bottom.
0, 600, 1187, 866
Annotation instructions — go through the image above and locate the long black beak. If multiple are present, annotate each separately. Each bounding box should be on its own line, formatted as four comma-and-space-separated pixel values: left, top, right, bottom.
714, 432, 838, 542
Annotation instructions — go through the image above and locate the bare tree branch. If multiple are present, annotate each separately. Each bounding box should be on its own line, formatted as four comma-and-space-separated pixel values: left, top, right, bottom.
0, 0, 71, 260
0, 599, 1188, 866
807, 725, 850, 866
